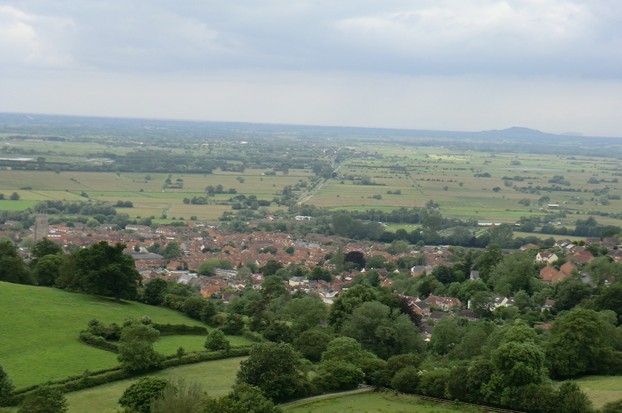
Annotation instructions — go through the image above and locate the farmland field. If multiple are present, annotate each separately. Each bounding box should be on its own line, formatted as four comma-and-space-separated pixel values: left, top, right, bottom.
0, 282, 251, 388
63, 357, 245, 413
283, 391, 481, 413
574, 375, 622, 409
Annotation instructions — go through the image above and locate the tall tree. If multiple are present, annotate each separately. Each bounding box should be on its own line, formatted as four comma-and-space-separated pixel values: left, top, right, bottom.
71, 241, 141, 301
117, 321, 163, 372
0, 239, 32, 285
237, 342, 308, 402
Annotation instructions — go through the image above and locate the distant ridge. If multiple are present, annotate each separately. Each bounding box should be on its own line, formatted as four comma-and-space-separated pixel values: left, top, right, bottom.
0, 112, 619, 141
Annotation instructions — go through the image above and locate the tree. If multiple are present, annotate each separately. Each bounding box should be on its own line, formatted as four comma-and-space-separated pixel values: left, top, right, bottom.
118, 377, 169, 413
329, 284, 378, 330
17, 386, 67, 413
546, 308, 618, 378
553, 279, 592, 312
237, 342, 308, 402
488, 251, 539, 296
117, 321, 163, 372
313, 361, 364, 392
391, 366, 420, 394
285, 295, 328, 333
162, 242, 182, 260
142, 278, 168, 306
31, 238, 63, 262
0, 365, 14, 406
293, 329, 332, 362
204, 383, 281, 413
556, 382, 593, 413
9, 192, 19, 201
0, 239, 32, 285
204, 329, 230, 352
32, 255, 64, 286
475, 244, 503, 281
340, 301, 423, 359
70, 241, 141, 301
418, 368, 450, 398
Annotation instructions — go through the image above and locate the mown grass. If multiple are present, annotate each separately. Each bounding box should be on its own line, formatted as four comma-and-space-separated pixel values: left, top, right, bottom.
283, 392, 481, 413
574, 376, 622, 409
63, 357, 246, 413
0, 282, 246, 388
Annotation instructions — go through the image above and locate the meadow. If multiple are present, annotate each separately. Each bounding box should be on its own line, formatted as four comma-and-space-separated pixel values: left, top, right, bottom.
574, 375, 622, 409
283, 392, 481, 413
0, 282, 252, 388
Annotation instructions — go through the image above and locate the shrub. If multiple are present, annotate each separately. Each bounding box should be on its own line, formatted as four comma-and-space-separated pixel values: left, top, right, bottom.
118, 377, 169, 413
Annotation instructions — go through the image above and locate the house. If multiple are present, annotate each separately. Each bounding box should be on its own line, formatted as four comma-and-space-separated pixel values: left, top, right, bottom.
424, 295, 462, 311
520, 243, 539, 251
539, 266, 568, 283
469, 270, 480, 281
571, 249, 594, 265
559, 261, 577, 278
535, 251, 558, 264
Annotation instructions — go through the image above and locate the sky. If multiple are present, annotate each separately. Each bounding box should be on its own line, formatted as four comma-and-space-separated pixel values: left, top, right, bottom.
0, 0, 621, 136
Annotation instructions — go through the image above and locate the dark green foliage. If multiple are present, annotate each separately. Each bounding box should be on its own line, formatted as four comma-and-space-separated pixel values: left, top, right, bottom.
547, 308, 622, 378
0, 365, 14, 406
553, 279, 592, 312
118, 377, 169, 413
285, 295, 328, 333
0, 239, 32, 285
314, 361, 364, 392
340, 301, 422, 359
417, 368, 450, 398
181, 296, 206, 320
204, 383, 281, 413
220, 313, 245, 335
262, 321, 295, 343
200, 301, 217, 324
556, 382, 593, 413
17, 386, 67, 413
117, 321, 163, 372
142, 278, 168, 306
237, 342, 309, 402
591, 283, 622, 322
293, 329, 332, 362
391, 366, 420, 394
31, 238, 63, 261
321, 337, 385, 384
328, 284, 380, 330
488, 251, 540, 295
204, 329, 230, 352
67, 241, 141, 300
32, 255, 64, 286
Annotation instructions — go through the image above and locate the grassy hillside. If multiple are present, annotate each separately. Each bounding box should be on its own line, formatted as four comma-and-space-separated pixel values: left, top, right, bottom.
0, 282, 250, 388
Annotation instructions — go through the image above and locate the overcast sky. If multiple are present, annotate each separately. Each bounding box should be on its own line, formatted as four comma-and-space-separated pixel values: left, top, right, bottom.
1, 1, 621, 136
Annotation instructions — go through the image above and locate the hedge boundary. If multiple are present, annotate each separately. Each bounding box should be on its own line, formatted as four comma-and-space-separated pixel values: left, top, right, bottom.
6, 347, 251, 406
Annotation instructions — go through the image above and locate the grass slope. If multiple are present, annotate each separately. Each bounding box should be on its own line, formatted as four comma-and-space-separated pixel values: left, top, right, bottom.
283, 392, 480, 413
0, 282, 250, 388
64, 356, 245, 413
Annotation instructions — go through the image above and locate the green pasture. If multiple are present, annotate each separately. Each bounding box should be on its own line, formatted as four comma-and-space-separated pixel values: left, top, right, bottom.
63, 357, 245, 413
574, 375, 622, 409
283, 391, 480, 413
0, 282, 245, 388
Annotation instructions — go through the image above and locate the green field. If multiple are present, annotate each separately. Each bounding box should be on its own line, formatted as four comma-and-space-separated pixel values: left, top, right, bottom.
0, 282, 251, 388
575, 376, 622, 409
283, 392, 480, 413
64, 357, 245, 413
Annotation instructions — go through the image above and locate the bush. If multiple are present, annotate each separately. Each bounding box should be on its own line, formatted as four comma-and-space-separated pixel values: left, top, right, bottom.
204, 329, 230, 352
391, 366, 420, 394
17, 386, 67, 413
314, 361, 364, 392
152, 323, 207, 336
78, 331, 119, 353
418, 369, 450, 398
119, 377, 169, 413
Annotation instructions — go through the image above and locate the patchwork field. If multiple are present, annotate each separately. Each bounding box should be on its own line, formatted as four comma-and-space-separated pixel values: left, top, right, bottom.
0, 282, 252, 388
